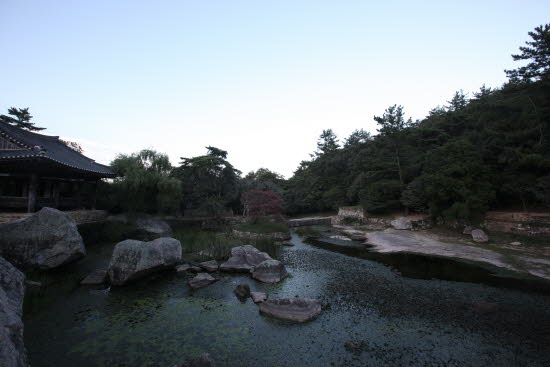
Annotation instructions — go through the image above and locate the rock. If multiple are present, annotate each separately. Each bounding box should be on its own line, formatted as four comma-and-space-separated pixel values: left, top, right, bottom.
219, 245, 273, 272
199, 260, 219, 272
176, 264, 202, 273
349, 234, 366, 241
0, 207, 86, 270
258, 298, 322, 323
510, 241, 522, 246
390, 217, 412, 230
174, 353, 215, 367
0, 256, 28, 367
463, 226, 473, 235
80, 270, 108, 285
108, 237, 182, 286
134, 216, 172, 239
234, 283, 251, 299
251, 260, 288, 283
281, 241, 294, 246
188, 273, 217, 289
471, 229, 489, 243
176, 264, 192, 272
107, 213, 172, 240
251, 292, 267, 303
25, 280, 42, 288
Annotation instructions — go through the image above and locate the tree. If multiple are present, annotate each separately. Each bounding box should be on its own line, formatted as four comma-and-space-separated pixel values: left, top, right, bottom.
315, 129, 340, 156
505, 23, 550, 81
60, 139, 84, 153
447, 90, 468, 111
241, 189, 283, 217
109, 149, 181, 214
0, 107, 45, 131
344, 129, 371, 147
374, 105, 412, 190
172, 146, 241, 214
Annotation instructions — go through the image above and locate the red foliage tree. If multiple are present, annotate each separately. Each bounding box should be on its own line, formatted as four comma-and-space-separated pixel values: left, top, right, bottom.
241, 190, 283, 217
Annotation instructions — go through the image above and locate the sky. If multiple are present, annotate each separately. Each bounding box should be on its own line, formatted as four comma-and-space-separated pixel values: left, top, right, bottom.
1, 1, 549, 177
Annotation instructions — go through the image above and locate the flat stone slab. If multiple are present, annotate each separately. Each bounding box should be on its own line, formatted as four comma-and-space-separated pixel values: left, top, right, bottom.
251, 260, 288, 283
251, 292, 267, 303
258, 298, 322, 322
176, 264, 201, 273
281, 241, 294, 246
199, 260, 219, 272
80, 270, 108, 285
366, 229, 550, 280
188, 273, 217, 289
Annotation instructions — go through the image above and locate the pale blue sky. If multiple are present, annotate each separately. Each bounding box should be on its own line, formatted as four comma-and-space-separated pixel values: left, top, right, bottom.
1, 1, 548, 177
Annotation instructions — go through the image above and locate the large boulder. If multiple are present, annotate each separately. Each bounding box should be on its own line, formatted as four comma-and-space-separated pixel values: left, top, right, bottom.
220, 245, 273, 272
134, 216, 172, 239
390, 217, 412, 230
471, 229, 489, 243
108, 237, 182, 286
258, 298, 322, 323
251, 260, 288, 283
0, 207, 86, 270
0, 257, 27, 367
107, 213, 172, 240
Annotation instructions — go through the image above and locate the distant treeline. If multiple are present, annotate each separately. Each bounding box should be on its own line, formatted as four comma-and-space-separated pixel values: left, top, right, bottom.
97, 23, 549, 222
284, 23, 550, 221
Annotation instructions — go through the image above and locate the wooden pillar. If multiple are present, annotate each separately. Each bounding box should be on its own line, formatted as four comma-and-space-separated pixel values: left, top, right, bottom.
53, 181, 60, 208
27, 173, 38, 213
75, 181, 82, 209
90, 180, 98, 209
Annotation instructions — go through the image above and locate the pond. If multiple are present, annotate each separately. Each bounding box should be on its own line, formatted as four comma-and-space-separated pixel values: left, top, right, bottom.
23, 229, 550, 367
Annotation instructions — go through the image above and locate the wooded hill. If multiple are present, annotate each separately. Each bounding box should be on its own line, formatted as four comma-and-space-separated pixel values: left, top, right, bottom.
284, 24, 550, 222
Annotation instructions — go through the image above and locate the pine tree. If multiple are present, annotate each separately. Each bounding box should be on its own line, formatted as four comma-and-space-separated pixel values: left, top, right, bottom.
505, 23, 550, 81
0, 107, 45, 131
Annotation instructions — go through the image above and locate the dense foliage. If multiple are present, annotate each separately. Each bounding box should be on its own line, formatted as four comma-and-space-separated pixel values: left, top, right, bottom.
101, 149, 181, 214
284, 24, 550, 221
241, 189, 283, 217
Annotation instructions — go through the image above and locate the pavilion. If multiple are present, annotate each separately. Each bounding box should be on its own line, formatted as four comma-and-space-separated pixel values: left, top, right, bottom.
0, 121, 115, 212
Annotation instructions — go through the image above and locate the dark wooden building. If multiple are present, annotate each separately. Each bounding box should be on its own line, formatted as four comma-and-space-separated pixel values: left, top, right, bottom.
0, 121, 115, 212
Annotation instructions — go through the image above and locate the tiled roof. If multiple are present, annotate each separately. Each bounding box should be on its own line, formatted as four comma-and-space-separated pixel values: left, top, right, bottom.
0, 121, 115, 177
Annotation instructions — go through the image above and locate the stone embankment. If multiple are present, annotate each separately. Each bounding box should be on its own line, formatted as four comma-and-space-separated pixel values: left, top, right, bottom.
232, 229, 291, 241
288, 217, 333, 227
485, 211, 550, 237
0, 209, 108, 224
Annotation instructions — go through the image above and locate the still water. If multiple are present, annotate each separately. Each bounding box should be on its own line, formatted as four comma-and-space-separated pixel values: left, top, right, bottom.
24, 231, 550, 367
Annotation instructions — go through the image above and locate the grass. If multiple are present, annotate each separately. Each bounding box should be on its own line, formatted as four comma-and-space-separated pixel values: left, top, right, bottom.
172, 226, 280, 262
294, 227, 322, 238
234, 222, 289, 234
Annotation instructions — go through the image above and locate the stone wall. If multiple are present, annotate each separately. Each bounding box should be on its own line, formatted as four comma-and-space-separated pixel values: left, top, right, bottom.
288, 217, 332, 227
0, 209, 108, 225
232, 229, 291, 241
485, 211, 550, 236
332, 207, 366, 225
